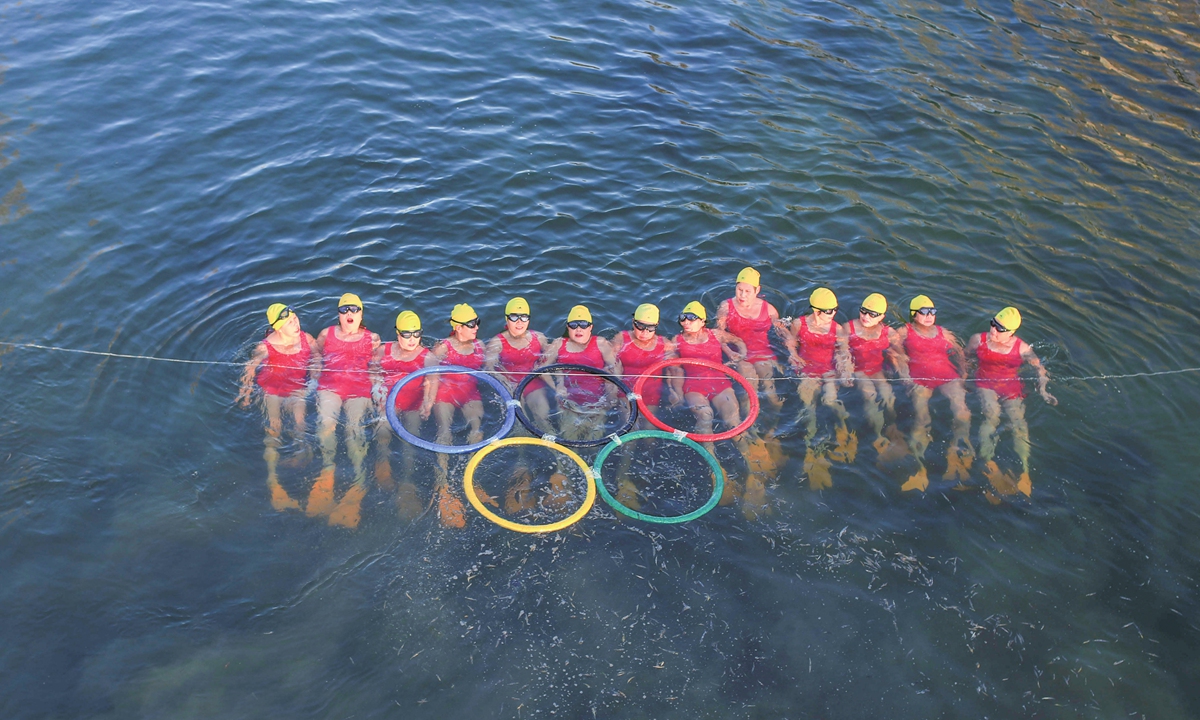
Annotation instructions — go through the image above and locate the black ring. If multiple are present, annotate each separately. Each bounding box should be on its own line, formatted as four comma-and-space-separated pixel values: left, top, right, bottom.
512, 363, 638, 447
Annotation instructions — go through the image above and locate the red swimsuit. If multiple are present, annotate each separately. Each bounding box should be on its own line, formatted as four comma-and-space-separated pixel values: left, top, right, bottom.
797, 317, 837, 377
617, 331, 666, 407
434, 339, 485, 406
496, 333, 548, 396
974, 333, 1024, 400
317, 327, 374, 399
848, 321, 890, 376
256, 333, 311, 397
677, 330, 732, 399
380, 344, 429, 412
724, 299, 774, 364
557, 336, 606, 405
904, 324, 959, 389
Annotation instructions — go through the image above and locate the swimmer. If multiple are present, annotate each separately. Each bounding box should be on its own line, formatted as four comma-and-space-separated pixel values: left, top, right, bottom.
715, 267, 788, 411
670, 301, 756, 511
608, 303, 681, 511
310, 293, 381, 528
893, 294, 973, 492
371, 311, 437, 521
965, 307, 1057, 500
236, 303, 319, 512
786, 288, 854, 490
425, 303, 495, 528
483, 297, 552, 513
845, 293, 901, 456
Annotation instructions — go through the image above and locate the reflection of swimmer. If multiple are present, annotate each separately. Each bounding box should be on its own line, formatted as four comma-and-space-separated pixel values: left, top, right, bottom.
425, 303, 490, 528
310, 293, 381, 527
715, 267, 787, 411
237, 303, 319, 512
894, 294, 973, 492
484, 297, 552, 432
845, 293, 900, 455
372, 311, 436, 521
609, 303, 680, 510
671, 301, 751, 505
785, 288, 854, 489
966, 307, 1057, 500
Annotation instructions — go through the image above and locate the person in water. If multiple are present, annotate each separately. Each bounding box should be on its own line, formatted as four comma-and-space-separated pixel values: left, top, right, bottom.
371, 310, 436, 521
671, 301, 760, 512
893, 294, 973, 492
844, 293, 900, 455
608, 303, 681, 511
237, 303, 319, 512
424, 303, 495, 528
309, 293, 381, 528
715, 267, 787, 411
786, 288, 855, 490
965, 306, 1057, 500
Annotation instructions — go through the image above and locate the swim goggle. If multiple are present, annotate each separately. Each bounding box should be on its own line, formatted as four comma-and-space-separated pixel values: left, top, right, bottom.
813, 307, 837, 316
632, 320, 657, 333
338, 305, 361, 314
859, 307, 881, 319
914, 307, 937, 317
566, 320, 592, 330
397, 329, 422, 339
677, 313, 703, 323
506, 313, 530, 323
452, 318, 480, 329
989, 318, 1010, 334
273, 307, 294, 325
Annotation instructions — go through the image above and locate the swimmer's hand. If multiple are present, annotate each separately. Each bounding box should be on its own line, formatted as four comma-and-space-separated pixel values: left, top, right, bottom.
666, 387, 682, 407
788, 355, 805, 372
371, 383, 386, 407
1041, 389, 1058, 406
840, 375, 854, 388
419, 402, 433, 421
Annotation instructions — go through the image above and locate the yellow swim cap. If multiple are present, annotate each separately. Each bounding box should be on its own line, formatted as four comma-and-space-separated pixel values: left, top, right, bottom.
451, 303, 477, 324
909, 294, 934, 317
266, 303, 290, 329
736, 267, 761, 287
396, 310, 421, 332
861, 293, 887, 315
633, 303, 660, 324
681, 301, 707, 321
505, 297, 530, 316
567, 305, 592, 323
338, 293, 362, 309
809, 287, 837, 311
993, 306, 1021, 332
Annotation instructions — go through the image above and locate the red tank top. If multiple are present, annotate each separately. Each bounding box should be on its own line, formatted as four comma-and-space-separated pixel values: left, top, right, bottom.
380, 344, 429, 412
975, 333, 1024, 399
497, 333, 540, 375
557, 336, 606, 403
257, 333, 311, 397
848, 321, 890, 376
617, 331, 665, 406
724, 298, 774, 363
438, 339, 484, 392
317, 327, 374, 398
677, 330, 732, 397
797, 316, 837, 376
904, 324, 958, 388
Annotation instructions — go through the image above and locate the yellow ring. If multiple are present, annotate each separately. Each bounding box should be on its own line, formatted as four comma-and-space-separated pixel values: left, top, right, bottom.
463, 437, 597, 533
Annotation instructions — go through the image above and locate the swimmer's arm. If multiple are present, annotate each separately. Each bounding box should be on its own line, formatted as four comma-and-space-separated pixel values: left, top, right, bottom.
714, 301, 729, 331
784, 318, 803, 370
542, 339, 565, 396
597, 337, 622, 400
424, 341, 449, 367
370, 343, 387, 408
236, 342, 269, 407
964, 333, 982, 377
482, 337, 509, 388
1021, 341, 1057, 405
662, 339, 682, 404
834, 323, 854, 384
713, 329, 747, 364
890, 325, 911, 381
668, 335, 685, 399
944, 328, 967, 378
767, 303, 781, 321
420, 374, 438, 419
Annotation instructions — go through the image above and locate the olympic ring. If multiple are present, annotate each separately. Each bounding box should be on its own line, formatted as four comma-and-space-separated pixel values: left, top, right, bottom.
512, 363, 638, 447
592, 430, 724, 524
463, 437, 597, 533
634, 358, 759, 442
385, 365, 515, 453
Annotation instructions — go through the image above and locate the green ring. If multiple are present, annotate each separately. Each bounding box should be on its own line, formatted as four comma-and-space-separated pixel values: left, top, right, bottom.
592, 430, 725, 524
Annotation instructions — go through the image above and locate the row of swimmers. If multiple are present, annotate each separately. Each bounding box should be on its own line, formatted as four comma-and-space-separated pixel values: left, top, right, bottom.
237, 266, 1057, 528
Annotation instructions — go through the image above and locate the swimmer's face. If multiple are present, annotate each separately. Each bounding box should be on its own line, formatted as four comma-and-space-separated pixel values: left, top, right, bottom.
339, 306, 362, 332
506, 314, 529, 336
452, 319, 478, 342
913, 308, 937, 328
679, 316, 705, 333
567, 322, 592, 344
734, 282, 758, 303
632, 321, 657, 342
280, 313, 301, 334
987, 320, 1012, 343
858, 309, 883, 329
396, 329, 422, 352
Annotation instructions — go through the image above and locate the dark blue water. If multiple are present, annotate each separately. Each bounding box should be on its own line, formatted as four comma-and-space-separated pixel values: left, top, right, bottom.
3, 0, 1199, 717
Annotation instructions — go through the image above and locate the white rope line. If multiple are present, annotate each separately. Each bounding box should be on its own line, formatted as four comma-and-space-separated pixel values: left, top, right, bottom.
3, 340, 1197, 383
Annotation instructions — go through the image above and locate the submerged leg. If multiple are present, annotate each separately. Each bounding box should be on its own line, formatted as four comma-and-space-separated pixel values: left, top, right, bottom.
307, 391, 342, 516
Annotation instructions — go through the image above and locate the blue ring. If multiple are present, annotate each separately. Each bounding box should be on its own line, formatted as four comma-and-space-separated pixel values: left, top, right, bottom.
385, 365, 516, 454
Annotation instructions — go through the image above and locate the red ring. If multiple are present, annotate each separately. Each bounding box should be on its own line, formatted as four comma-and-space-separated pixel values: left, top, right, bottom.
634, 358, 759, 442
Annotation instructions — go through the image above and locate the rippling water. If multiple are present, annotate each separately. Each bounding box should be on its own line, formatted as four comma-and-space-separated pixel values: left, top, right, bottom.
3, 0, 1200, 716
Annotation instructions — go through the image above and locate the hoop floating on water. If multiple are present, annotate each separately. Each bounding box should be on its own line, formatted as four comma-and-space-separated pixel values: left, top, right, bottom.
463, 436, 597, 533
385, 365, 515, 453
593, 430, 725, 524
512, 363, 638, 447
634, 358, 759, 442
